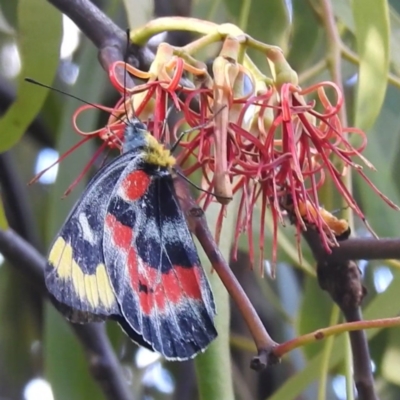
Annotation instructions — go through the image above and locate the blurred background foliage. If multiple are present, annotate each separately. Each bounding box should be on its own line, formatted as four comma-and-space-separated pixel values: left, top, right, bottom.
0, 0, 400, 399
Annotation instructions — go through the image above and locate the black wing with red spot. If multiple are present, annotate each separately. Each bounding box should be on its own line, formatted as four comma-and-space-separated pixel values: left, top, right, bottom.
103, 161, 217, 360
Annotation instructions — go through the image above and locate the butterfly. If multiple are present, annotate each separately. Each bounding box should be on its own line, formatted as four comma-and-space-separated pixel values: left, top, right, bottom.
45, 117, 217, 360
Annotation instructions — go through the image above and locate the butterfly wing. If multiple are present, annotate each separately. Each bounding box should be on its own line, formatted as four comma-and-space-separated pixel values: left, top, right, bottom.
103, 162, 217, 360
45, 152, 137, 322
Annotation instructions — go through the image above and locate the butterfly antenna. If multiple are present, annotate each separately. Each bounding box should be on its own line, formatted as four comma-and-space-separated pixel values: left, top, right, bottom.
175, 169, 232, 201
25, 78, 127, 128
25, 78, 123, 193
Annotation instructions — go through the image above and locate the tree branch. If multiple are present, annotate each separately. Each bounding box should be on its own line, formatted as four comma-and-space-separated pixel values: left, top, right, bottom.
303, 229, 378, 400
327, 237, 400, 261
0, 228, 134, 400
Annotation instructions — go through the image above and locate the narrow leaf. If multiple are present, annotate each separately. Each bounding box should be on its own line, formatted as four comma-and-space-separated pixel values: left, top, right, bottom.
353, 0, 390, 131
0, 0, 62, 152
0, 198, 8, 229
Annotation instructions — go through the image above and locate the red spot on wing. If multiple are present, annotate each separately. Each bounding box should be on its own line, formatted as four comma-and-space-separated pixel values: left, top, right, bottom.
105, 215, 204, 316
105, 214, 141, 308
121, 170, 151, 200
105, 214, 132, 250
135, 263, 203, 316
164, 266, 202, 303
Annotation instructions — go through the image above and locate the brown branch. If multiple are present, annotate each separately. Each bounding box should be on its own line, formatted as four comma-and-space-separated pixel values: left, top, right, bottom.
0, 229, 134, 400
327, 237, 400, 261
303, 229, 400, 265
317, 256, 376, 400
303, 228, 378, 400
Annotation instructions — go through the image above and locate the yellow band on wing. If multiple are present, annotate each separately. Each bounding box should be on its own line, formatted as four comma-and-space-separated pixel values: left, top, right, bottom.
48, 237, 116, 310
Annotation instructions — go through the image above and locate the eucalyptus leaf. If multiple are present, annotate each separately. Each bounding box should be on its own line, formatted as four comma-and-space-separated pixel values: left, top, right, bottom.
0, 0, 62, 152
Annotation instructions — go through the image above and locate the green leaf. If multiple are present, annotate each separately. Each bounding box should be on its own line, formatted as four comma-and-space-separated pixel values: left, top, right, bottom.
353, 85, 400, 236
0, 0, 62, 152
0, 197, 8, 229
353, 0, 390, 131
389, 6, 400, 76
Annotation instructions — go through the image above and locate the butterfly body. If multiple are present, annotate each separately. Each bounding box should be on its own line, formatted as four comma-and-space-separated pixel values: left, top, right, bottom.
46, 118, 217, 360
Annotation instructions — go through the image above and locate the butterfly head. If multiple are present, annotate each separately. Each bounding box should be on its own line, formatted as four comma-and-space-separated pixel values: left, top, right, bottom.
123, 118, 176, 169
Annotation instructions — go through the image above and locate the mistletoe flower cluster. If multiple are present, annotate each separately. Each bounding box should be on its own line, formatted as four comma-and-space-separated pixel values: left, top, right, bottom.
73, 18, 398, 270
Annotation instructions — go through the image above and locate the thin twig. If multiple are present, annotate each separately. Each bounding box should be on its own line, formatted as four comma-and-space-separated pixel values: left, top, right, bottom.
0, 228, 134, 400
273, 315, 400, 358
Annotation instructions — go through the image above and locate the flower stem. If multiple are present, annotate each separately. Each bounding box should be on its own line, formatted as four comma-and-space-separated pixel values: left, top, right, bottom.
273, 316, 400, 358
130, 17, 218, 45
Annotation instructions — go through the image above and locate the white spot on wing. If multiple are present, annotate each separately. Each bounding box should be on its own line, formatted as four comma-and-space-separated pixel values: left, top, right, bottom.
78, 213, 96, 244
